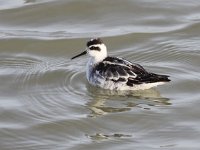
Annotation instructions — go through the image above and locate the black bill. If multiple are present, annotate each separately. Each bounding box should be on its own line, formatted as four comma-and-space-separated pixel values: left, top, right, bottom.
71, 51, 87, 60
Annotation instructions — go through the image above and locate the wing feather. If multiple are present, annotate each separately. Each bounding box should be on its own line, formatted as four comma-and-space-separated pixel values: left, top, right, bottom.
95, 57, 145, 83
94, 57, 170, 86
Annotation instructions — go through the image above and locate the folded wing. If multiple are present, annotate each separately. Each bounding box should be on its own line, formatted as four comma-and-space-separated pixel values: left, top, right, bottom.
95, 57, 170, 87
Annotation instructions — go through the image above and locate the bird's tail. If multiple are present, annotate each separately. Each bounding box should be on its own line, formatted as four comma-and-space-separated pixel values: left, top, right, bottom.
148, 73, 171, 83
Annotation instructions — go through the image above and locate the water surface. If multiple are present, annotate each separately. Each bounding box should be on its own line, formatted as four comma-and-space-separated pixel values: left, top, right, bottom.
0, 0, 200, 149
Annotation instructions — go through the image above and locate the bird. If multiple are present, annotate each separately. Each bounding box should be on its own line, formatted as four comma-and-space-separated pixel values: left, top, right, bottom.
71, 38, 170, 90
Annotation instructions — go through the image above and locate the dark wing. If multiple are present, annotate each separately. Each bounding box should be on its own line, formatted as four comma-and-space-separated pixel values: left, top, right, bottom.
94, 57, 146, 83
95, 57, 170, 86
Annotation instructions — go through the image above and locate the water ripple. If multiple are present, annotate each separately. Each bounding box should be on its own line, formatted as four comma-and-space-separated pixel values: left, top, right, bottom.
1, 0, 200, 149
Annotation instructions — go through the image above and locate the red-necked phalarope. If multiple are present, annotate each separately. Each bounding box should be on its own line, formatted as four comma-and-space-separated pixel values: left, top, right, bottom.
71, 38, 170, 90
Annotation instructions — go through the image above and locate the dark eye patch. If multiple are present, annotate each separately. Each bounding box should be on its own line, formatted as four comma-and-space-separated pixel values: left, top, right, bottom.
89, 46, 101, 51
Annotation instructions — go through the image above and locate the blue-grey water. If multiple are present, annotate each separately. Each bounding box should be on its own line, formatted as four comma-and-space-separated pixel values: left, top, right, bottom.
0, 0, 200, 150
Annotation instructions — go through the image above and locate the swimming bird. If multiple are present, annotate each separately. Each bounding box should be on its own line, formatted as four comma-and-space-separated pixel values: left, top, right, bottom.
71, 38, 170, 90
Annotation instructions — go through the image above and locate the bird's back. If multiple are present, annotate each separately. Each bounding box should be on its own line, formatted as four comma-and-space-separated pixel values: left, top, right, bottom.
89, 56, 170, 90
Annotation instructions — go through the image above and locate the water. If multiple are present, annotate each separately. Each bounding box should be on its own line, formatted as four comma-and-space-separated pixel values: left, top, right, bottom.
0, 0, 200, 149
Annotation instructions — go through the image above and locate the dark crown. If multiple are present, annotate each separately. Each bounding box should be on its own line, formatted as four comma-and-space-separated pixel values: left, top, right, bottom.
87, 38, 103, 47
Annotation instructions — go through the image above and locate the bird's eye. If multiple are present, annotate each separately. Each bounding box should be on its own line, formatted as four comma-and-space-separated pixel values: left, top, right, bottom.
89, 46, 101, 51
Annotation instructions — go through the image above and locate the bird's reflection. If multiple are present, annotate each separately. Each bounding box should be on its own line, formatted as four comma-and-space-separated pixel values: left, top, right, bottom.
86, 85, 171, 117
